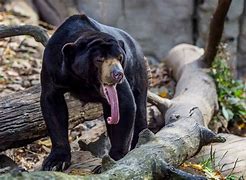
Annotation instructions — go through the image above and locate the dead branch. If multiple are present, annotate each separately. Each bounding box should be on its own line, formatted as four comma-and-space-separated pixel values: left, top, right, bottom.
0, 25, 49, 46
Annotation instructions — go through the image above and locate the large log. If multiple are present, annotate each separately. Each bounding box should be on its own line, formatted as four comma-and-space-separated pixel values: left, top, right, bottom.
0, 85, 103, 152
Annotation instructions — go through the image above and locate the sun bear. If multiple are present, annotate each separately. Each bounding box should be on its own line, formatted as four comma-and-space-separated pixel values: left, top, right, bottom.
40, 14, 148, 171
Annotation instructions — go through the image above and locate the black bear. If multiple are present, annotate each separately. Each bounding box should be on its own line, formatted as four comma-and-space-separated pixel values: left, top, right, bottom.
40, 14, 148, 171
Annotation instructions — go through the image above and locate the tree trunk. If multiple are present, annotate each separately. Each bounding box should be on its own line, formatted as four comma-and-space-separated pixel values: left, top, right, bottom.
0, 85, 102, 152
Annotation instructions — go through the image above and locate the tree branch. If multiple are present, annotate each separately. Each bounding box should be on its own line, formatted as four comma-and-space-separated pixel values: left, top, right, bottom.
204, 0, 232, 67
0, 25, 49, 46
147, 91, 171, 116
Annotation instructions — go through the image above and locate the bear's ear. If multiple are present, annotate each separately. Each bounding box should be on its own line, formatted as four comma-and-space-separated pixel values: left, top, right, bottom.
118, 40, 126, 53
62, 42, 76, 60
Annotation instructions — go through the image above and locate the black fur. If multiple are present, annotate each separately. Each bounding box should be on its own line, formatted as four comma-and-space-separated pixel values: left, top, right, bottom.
41, 14, 148, 171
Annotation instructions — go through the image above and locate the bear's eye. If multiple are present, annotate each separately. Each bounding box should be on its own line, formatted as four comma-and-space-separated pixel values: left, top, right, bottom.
118, 54, 123, 62
96, 58, 104, 63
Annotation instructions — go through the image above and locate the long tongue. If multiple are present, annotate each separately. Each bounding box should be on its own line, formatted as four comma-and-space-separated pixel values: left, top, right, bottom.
103, 85, 119, 124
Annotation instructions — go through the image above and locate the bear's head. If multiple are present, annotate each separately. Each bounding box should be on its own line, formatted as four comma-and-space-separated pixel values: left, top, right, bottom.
62, 31, 126, 124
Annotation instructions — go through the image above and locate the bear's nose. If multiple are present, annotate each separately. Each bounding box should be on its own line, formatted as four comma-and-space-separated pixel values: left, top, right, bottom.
113, 70, 123, 82
111, 65, 124, 83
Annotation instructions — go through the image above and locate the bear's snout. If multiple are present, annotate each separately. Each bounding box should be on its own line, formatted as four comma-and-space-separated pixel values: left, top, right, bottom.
101, 58, 124, 85
111, 64, 124, 83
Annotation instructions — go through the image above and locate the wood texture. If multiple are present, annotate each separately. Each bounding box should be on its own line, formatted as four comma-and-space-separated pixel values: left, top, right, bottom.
0, 85, 103, 152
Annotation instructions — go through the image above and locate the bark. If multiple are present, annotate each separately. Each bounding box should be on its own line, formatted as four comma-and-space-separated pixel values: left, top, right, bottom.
0, 85, 103, 152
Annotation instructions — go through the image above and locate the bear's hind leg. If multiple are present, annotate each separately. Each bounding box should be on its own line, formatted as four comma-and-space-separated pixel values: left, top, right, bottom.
131, 87, 148, 149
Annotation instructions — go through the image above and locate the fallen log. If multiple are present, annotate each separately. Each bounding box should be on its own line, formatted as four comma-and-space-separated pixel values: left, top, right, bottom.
0, 85, 103, 151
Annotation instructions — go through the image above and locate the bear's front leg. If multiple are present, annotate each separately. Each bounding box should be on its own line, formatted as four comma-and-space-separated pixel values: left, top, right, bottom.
40, 87, 71, 171
103, 79, 136, 160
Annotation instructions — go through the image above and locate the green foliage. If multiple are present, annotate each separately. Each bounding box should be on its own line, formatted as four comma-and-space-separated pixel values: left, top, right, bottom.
226, 175, 240, 180
211, 45, 246, 123
199, 147, 242, 180
201, 149, 215, 172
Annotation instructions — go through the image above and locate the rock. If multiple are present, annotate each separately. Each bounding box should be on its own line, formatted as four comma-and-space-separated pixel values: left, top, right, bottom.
0, 154, 18, 169
7, 84, 25, 91
6, 70, 18, 77
79, 132, 110, 158
0, 154, 25, 174
0, 84, 6, 92
21, 80, 31, 88
78, 119, 109, 157
65, 151, 101, 175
